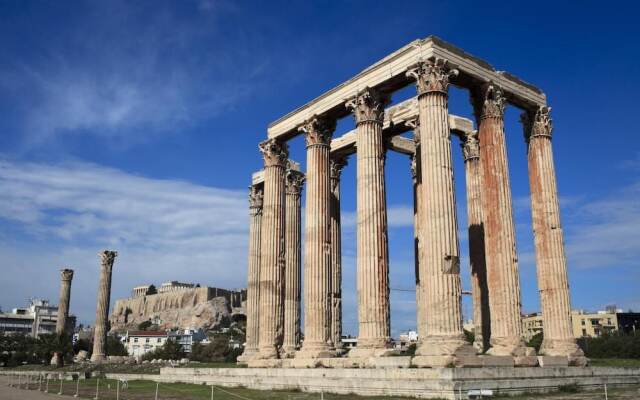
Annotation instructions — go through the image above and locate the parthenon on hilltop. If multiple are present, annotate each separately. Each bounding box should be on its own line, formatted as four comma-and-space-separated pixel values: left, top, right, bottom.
240, 36, 587, 368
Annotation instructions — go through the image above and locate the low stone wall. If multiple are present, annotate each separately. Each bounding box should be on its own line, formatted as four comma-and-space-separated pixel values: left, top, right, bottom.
102, 366, 640, 400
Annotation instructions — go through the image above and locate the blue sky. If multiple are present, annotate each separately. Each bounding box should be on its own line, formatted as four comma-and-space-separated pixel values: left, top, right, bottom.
0, 1, 639, 337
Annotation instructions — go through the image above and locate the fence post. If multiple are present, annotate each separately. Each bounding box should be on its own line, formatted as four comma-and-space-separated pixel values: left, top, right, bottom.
604, 383, 608, 400
116, 379, 120, 400
38, 374, 42, 391
75, 376, 80, 398
211, 385, 214, 400
155, 382, 159, 400
58, 375, 64, 395
45, 375, 50, 393
94, 377, 100, 400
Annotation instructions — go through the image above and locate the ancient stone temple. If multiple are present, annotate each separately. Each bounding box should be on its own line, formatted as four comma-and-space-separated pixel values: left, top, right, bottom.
240, 36, 586, 369
91, 250, 118, 363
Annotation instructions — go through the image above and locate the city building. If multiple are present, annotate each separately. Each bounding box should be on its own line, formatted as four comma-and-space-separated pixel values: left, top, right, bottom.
396, 330, 419, 351
168, 328, 207, 353
125, 331, 169, 358
0, 299, 76, 337
522, 308, 638, 340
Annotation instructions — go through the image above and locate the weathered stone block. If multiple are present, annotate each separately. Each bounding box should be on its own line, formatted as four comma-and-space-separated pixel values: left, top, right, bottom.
537, 356, 568, 367
481, 355, 515, 367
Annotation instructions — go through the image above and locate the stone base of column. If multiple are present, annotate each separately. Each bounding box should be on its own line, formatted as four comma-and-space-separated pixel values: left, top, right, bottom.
486, 336, 536, 357
296, 340, 336, 359
236, 348, 258, 363
472, 335, 485, 353
413, 335, 479, 367
539, 339, 588, 366
347, 347, 398, 358
281, 346, 299, 359
257, 345, 280, 360
90, 353, 106, 363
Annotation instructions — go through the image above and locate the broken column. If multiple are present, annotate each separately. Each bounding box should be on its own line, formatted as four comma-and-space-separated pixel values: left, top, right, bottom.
330, 157, 347, 353
55, 269, 74, 336
257, 139, 288, 359
90, 250, 117, 362
296, 117, 336, 359
472, 84, 535, 364
522, 106, 587, 366
238, 185, 263, 362
283, 167, 305, 357
407, 58, 477, 367
346, 88, 392, 357
459, 130, 491, 352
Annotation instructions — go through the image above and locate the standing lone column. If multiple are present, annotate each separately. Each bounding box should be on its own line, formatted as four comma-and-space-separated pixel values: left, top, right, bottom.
346, 87, 392, 357
459, 131, 491, 352
329, 157, 347, 353
257, 139, 288, 359
472, 84, 534, 362
407, 118, 426, 340
55, 269, 74, 336
522, 106, 587, 366
407, 58, 477, 367
297, 117, 336, 359
90, 250, 117, 363
239, 185, 263, 362
283, 168, 305, 357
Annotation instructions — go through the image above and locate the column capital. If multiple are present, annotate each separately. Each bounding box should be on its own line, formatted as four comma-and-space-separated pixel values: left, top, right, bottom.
345, 87, 390, 126
330, 157, 348, 180
406, 57, 458, 96
461, 130, 480, 162
249, 186, 264, 212
285, 169, 305, 195
60, 268, 74, 281
521, 106, 553, 143
99, 250, 117, 267
471, 83, 506, 121
259, 138, 289, 168
301, 116, 335, 147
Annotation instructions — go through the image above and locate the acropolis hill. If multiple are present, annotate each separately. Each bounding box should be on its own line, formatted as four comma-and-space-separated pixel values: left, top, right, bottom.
109, 281, 246, 332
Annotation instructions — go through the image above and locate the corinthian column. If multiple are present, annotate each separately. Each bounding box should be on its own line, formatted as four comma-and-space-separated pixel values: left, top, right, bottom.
90, 250, 117, 362
257, 139, 288, 359
407, 118, 425, 340
472, 84, 534, 361
55, 269, 74, 336
330, 157, 347, 352
459, 131, 491, 352
407, 58, 476, 367
239, 185, 263, 362
346, 87, 392, 357
283, 168, 304, 357
297, 117, 336, 359
522, 107, 587, 366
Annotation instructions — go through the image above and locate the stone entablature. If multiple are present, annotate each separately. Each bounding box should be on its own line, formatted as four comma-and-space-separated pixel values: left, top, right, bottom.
158, 281, 195, 293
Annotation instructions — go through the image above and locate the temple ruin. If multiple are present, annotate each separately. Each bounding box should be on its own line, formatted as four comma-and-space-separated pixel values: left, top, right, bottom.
240, 36, 586, 368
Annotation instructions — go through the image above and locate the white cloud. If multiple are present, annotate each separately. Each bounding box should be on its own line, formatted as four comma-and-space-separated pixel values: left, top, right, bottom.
0, 159, 249, 323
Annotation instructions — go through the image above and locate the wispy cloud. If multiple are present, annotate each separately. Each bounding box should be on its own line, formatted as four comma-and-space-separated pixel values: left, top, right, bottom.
0, 159, 248, 322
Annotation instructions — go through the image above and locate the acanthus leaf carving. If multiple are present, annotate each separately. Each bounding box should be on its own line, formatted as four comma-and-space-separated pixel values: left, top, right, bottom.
406, 57, 458, 96
259, 138, 289, 168
99, 250, 118, 267
249, 185, 264, 211
345, 87, 390, 126
521, 106, 553, 143
462, 130, 480, 162
472, 83, 506, 120
60, 268, 74, 281
300, 116, 335, 147
285, 169, 305, 195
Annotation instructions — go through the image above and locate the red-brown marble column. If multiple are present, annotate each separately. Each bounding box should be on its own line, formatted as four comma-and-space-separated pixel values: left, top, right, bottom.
472, 84, 534, 361
257, 139, 288, 359
522, 106, 587, 366
459, 130, 491, 352
346, 88, 393, 357
407, 58, 477, 366
238, 185, 263, 362
91, 250, 117, 362
297, 117, 336, 359
329, 157, 347, 353
283, 168, 305, 357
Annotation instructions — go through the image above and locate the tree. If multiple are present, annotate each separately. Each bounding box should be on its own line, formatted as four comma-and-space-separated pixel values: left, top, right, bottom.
527, 332, 544, 352
137, 320, 153, 331
142, 339, 185, 361
106, 336, 128, 356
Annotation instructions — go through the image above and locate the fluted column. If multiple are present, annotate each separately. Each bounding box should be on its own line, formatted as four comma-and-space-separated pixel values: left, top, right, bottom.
283, 168, 305, 357
522, 107, 586, 366
257, 139, 288, 359
239, 185, 263, 362
407, 58, 476, 366
55, 269, 74, 336
459, 131, 491, 352
90, 250, 117, 362
297, 117, 336, 359
407, 118, 426, 340
330, 157, 347, 352
472, 84, 534, 359
346, 87, 392, 357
